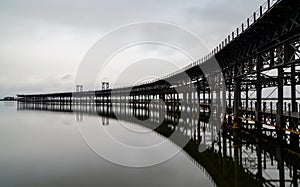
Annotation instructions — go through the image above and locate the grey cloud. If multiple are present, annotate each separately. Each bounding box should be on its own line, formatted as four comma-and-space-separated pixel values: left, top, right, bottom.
0, 0, 265, 97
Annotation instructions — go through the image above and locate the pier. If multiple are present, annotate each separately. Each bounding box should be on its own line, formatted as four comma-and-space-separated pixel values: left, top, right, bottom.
16, 0, 300, 186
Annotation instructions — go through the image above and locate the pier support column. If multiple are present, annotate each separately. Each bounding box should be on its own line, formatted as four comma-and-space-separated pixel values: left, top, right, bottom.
228, 84, 232, 125
277, 64, 285, 140
256, 55, 262, 130
233, 66, 241, 128
288, 43, 299, 148
245, 83, 249, 127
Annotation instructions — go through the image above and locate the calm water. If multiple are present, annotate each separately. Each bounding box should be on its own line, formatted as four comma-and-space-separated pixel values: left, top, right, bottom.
2, 101, 299, 187
0, 101, 213, 187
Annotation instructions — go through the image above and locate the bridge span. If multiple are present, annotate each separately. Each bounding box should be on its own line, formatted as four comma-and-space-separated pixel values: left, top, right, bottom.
17, 0, 300, 186
18, 0, 300, 150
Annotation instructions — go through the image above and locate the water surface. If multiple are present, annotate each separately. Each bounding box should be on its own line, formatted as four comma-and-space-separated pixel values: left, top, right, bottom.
0, 101, 213, 187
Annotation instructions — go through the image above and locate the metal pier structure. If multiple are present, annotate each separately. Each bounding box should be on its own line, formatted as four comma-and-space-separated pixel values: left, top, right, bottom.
18, 0, 300, 150
16, 0, 300, 185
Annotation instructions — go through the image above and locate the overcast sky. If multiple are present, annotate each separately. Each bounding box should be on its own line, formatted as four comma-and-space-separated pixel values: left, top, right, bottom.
0, 0, 265, 97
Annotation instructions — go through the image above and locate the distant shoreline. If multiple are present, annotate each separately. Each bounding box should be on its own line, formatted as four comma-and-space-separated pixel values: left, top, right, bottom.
0, 98, 16, 101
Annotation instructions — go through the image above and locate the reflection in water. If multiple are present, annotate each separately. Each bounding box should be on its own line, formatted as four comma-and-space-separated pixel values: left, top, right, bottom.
2, 102, 210, 187
17, 102, 300, 187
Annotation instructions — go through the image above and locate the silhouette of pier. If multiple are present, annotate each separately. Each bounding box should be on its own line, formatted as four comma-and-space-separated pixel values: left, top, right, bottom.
17, 0, 300, 186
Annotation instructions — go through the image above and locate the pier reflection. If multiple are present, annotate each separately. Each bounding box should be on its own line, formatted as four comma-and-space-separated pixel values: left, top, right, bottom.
17, 102, 300, 187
